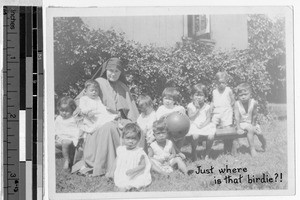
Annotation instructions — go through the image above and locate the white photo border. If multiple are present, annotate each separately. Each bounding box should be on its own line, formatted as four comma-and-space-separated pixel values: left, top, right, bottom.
45, 6, 294, 200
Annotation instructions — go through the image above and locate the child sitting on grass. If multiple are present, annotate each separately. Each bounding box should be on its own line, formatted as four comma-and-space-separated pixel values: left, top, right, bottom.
108, 123, 152, 192
211, 71, 235, 128
235, 83, 267, 156
136, 95, 156, 151
55, 96, 82, 171
148, 118, 189, 175
155, 87, 187, 159
75, 79, 119, 133
186, 83, 216, 160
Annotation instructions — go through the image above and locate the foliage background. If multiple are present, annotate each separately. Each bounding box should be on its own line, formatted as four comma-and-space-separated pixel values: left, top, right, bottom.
54, 15, 286, 116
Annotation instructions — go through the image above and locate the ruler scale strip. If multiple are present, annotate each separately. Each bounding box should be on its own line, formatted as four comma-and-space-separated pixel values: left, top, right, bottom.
3, 6, 20, 200
3, 6, 43, 200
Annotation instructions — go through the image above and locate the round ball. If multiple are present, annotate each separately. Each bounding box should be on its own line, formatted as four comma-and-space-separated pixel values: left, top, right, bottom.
166, 112, 190, 139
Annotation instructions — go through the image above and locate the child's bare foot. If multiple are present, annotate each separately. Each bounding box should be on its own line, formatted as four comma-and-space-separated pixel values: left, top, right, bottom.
162, 172, 170, 177
261, 139, 267, 152
187, 169, 194, 176
178, 152, 186, 160
250, 148, 257, 157
191, 154, 197, 162
63, 160, 70, 170
204, 155, 210, 161
261, 144, 266, 152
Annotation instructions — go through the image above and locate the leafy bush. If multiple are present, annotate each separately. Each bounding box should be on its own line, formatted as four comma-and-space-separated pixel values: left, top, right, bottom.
54, 17, 277, 115
248, 15, 286, 103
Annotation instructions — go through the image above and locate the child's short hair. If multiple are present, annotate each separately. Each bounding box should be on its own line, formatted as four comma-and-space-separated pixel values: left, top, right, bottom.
152, 117, 168, 134
84, 79, 100, 92
215, 71, 229, 82
137, 95, 153, 109
57, 96, 77, 113
162, 87, 181, 103
122, 123, 142, 140
236, 83, 252, 94
191, 83, 208, 98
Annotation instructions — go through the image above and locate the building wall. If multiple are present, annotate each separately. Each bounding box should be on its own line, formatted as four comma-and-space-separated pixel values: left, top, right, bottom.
82, 16, 184, 47
210, 15, 248, 50
82, 15, 248, 50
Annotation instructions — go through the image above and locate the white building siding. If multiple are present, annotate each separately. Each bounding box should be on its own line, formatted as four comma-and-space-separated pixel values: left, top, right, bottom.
82, 15, 248, 50
82, 16, 184, 47
210, 15, 248, 50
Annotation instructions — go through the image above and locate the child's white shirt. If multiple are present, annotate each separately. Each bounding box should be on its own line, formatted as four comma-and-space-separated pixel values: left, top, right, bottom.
149, 139, 174, 173
236, 98, 257, 124
78, 96, 117, 132
155, 105, 185, 120
79, 95, 107, 114
186, 102, 216, 139
150, 139, 173, 162
55, 115, 81, 146
137, 110, 156, 143
187, 102, 210, 127
236, 99, 261, 134
212, 87, 233, 113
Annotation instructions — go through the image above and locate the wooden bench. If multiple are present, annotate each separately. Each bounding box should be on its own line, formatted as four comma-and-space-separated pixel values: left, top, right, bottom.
198, 126, 247, 155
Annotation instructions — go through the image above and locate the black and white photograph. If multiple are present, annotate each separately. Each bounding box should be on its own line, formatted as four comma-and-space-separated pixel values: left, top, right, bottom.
45, 6, 294, 199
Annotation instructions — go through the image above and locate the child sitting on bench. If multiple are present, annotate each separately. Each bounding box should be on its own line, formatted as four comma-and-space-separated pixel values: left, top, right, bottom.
186, 83, 216, 160
235, 83, 267, 156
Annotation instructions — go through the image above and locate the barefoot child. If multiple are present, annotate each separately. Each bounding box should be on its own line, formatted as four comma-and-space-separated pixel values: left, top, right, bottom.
136, 95, 156, 151
75, 79, 118, 133
211, 72, 235, 128
186, 83, 216, 160
55, 97, 82, 170
108, 123, 152, 191
155, 87, 187, 158
235, 83, 267, 156
148, 118, 188, 175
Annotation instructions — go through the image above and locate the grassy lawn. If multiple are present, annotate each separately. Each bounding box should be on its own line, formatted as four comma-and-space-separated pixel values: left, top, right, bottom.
56, 116, 287, 192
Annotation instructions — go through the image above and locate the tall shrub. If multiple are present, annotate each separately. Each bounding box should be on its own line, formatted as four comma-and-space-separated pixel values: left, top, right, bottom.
54, 17, 271, 114
248, 15, 286, 103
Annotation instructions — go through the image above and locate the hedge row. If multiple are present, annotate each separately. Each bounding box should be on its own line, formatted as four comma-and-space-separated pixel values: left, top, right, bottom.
54, 17, 278, 117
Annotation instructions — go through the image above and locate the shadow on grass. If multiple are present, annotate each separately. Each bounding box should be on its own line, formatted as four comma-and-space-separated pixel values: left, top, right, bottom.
182, 139, 265, 161
183, 147, 227, 161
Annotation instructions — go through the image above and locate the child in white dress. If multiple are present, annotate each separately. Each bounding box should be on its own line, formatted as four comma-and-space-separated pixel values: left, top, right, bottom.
76, 79, 118, 133
55, 97, 82, 170
235, 83, 266, 156
136, 95, 156, 150
148, 118, 188, 174
186, 84, 216, 160
211, 72, 235, 128
108, 123, 152, 191
155, 87, 186, 120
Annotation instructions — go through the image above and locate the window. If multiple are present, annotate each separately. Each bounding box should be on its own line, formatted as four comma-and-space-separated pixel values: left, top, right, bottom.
187, 15, 210, 39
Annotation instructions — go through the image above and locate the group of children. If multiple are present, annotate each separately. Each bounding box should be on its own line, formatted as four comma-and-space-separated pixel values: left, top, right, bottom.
55, 80, 120, 170
55, 71, 266, 191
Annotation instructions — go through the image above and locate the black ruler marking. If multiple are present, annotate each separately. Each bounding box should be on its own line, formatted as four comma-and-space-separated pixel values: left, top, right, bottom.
20, 6, 26, 110
25, 7, 32, 57
37, 7, 43, 199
